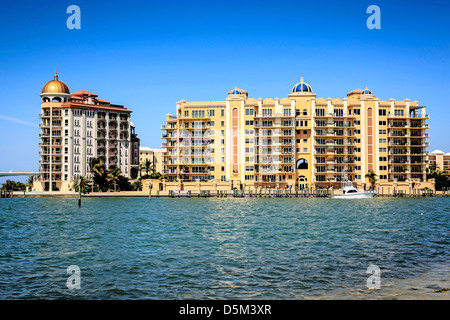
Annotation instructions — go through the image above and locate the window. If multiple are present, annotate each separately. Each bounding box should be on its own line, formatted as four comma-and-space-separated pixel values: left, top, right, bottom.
379, 109, 387, 116
283, 109, 291, 117
221, 175, 226, 182
221, 109, 225, 117
245, 120, 254, 125
296, 158, 308, 170
379, 129, 386, 134
303, 109, 307, 116
262, 109, 272, 117
210, 110, 215, 117
379, 139, 386, 144
379, 166, 387, 171
379, 121, 386, 126
353, 109, 360, 115
221, 121, 225, 126
394, 109, 404, 117
245, 109, 254, 116
192, 110, 205, 118
379, 148, 387, 153
316, 109, 325, 116
334, 109, 343, 117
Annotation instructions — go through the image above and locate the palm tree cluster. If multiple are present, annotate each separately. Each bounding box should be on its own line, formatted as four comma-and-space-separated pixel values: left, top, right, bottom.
427, 163, 450, 190
139, 159, 166, 180
87, 158, 129, 192
71, 158, 166, 193
1, 179, 28, 192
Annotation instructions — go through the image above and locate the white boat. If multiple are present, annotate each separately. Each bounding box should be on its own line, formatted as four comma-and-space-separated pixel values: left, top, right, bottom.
332, 172, 375, 199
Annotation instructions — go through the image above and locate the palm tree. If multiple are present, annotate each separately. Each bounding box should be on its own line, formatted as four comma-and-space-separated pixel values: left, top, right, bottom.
90, 158, 106, 191
139, 159, 152, 177
365, 170, 377, 191
106, 167, 122, 192
71, 176, 91, 194
26, 176, 34, 190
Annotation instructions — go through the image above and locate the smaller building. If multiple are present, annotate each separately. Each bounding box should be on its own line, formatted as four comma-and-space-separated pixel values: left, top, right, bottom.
139, 147, 164, 174
429, 150, 450, 172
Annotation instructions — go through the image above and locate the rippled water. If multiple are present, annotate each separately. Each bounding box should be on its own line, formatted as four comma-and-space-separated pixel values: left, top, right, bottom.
0, 197, 448, 299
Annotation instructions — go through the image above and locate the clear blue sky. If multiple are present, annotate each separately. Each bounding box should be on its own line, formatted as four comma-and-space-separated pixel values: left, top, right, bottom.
0, 0, 449, 178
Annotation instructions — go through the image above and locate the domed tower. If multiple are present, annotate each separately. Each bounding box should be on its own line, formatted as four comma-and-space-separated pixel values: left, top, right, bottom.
40, 68, 71, 103
38, 69, 71, 192
289, 77, 315, 97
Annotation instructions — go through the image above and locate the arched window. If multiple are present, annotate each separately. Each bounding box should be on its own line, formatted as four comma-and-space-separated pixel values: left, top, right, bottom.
52, 97, 61, 102
296, 158, 308, 170
298, 175, 307, 181
42, 97, 50, 102
303, 109, 307, 116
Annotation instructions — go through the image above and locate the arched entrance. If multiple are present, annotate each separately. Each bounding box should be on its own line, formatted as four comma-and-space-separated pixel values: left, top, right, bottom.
297, 175, 308, 190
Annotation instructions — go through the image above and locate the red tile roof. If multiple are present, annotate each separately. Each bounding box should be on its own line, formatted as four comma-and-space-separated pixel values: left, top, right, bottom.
62, 102, 132, 113
71, 90, 98, 97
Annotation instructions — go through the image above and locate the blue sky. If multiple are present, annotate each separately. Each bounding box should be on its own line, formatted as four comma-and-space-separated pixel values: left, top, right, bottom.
0, 0, 449, 178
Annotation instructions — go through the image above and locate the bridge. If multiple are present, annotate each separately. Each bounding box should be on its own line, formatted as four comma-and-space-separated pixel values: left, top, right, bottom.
0, 172, 40, 178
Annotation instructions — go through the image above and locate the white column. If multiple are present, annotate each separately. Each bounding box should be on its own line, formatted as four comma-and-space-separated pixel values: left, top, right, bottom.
327, 98, 333, 116
225, 101, 231, 180
374, 101, 379, 178
240, 100, 246, 183
81, 111, 86, 176
360, 101, 366, 184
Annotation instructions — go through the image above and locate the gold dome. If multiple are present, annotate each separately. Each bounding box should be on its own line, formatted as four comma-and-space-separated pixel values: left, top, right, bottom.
41, 69, 70, 94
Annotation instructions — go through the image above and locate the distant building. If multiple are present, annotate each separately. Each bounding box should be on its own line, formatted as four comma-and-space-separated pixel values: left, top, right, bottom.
139, 147, 164, 174
429, 150, 450, 172
37, 70, 139, 191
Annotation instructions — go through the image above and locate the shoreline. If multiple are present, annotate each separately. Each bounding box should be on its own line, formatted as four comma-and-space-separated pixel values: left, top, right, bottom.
5, 190, 450, 198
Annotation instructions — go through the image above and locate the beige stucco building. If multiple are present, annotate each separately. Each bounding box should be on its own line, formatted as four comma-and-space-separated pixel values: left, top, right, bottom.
139, 147, 164, 174
161, 78, 432, 190
429, 150, 450, 172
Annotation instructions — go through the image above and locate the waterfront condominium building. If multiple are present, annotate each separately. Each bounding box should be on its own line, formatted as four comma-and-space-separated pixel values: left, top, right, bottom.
161, 77, 430, 189
37, 71, 140, 192
429, 150, 450, 172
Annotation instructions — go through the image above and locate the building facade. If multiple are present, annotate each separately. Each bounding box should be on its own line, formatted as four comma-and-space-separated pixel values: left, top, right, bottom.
139, 147, 164, 174
161, 78, 430, 189
37, 71, 139, 192
429, 150, 450, 172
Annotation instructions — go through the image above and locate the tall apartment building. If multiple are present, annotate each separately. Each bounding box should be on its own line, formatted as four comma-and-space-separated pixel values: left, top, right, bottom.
161, 78, 430, 189
37, 71, 140, 191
